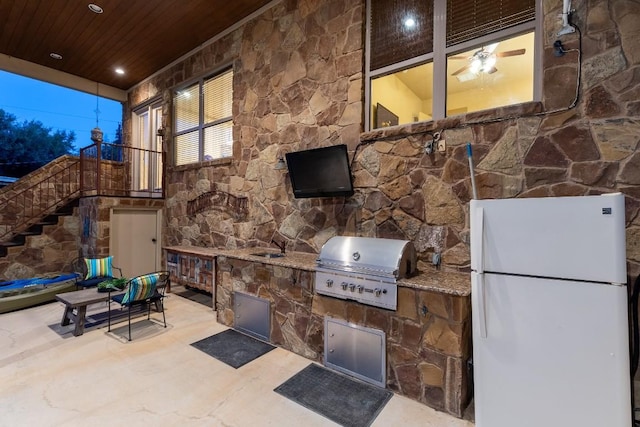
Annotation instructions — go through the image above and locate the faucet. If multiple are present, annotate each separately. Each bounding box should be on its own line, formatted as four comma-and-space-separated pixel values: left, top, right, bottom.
271, 239, 286, 254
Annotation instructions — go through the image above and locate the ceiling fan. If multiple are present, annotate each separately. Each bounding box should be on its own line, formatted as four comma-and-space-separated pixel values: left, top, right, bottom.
450, 43, 526, 80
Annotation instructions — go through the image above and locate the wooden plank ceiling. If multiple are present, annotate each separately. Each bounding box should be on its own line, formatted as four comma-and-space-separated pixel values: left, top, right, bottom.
0, 0, 273, 91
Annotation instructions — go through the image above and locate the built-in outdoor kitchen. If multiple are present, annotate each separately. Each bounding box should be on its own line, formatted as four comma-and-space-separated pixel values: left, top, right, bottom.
164, 239, 471, 418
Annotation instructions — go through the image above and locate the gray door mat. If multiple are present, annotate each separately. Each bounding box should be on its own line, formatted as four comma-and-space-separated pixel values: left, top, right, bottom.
274, 363, 393, 427
190, 328, 275, 369
172, 285, 212, 308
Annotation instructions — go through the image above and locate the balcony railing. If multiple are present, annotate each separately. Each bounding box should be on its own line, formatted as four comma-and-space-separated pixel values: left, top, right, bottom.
80, 142, 164, 198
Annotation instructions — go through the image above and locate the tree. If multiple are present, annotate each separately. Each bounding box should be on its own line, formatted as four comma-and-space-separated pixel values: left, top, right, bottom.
0, 109, 76, 177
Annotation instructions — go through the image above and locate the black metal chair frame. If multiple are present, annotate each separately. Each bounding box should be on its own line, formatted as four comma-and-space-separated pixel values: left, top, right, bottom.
107, 271, 169, 341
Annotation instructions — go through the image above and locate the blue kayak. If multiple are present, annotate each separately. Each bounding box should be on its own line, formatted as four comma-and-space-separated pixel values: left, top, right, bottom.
0, 273, 79, 314
0, 273, 79, 291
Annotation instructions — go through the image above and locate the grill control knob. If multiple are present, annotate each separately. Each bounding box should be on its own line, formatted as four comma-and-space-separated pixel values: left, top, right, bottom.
326, 279, 333, 288
348, 283, 356, 292
341, 282, 348, 290
357, 285, 364, 293
374, 288, 382, 297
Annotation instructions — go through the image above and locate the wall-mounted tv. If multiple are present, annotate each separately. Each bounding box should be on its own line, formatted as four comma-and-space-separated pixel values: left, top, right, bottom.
285, 144, 355, 198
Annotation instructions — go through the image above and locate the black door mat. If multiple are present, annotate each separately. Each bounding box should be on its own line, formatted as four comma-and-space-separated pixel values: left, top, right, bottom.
274, 363, 393, 427
173, 285, 212, 308
191, 328, 275, 369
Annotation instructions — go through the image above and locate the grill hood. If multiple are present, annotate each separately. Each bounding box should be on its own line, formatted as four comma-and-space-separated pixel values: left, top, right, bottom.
317, 236, 417, 279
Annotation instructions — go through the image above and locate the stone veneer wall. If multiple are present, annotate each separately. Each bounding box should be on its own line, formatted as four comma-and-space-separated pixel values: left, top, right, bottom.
128, 0, 364, 253
0, 212, 80, 280
216, 256, 471, 417
127, 0, 640, 275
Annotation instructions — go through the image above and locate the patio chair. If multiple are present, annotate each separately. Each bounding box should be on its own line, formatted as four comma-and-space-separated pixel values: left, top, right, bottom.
72, 256, 123, 289
107, 271, 169, 341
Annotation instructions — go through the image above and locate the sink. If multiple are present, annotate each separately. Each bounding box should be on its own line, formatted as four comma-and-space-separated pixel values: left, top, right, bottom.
250, 252, 285, 258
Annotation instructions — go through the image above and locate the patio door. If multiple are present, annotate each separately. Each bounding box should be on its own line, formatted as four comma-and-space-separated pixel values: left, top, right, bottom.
132, 102, 163, 196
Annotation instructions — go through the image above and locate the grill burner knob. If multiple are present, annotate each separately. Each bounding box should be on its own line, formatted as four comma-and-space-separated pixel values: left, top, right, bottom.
326, 279, 333, 288
348, 283, 356, 292
357, 285, 364, 293
374, 288, 382, 297
341, 282, 348, 290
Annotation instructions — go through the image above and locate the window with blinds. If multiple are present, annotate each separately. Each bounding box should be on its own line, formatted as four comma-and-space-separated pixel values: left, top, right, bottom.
173, 68, 233, 166
366, 0, 537, 127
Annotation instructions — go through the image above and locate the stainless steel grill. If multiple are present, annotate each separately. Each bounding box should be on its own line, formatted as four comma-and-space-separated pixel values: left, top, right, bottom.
315, 236, 417, 310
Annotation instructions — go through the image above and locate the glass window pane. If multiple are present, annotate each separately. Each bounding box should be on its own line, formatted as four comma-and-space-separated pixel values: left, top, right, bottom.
204, 70, 233, 124
446, 32, 534, 116
175, 131, 200, 166
371, 62, 433, 128
204, 121, 233, 160
174, 83, 199, 133
370, 0, 433, 70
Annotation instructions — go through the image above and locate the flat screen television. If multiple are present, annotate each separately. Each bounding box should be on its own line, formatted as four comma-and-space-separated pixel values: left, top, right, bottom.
285, 144, 354, 198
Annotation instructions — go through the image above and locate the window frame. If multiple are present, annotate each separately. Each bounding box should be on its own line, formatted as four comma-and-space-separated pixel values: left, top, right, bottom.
364, 0, 542, 130
172, 65, 234, 167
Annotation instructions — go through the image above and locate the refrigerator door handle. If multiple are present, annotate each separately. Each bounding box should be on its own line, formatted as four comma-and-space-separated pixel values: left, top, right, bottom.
471, 206, 484, 273
473, 273, 488, 338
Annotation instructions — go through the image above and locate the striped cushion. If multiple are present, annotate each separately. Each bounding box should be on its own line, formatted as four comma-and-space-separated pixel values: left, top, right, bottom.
85, 256, 113, 279
120, 273, 160, 305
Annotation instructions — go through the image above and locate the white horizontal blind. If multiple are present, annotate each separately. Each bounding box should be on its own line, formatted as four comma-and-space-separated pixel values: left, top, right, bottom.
175, 131, 199, 166
174, 83, 199, 133
204, 70, 233, 123
204, 121, 233, 160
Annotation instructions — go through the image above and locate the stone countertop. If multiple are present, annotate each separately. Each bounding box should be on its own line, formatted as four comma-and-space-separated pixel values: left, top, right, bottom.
163, 246, 470, 296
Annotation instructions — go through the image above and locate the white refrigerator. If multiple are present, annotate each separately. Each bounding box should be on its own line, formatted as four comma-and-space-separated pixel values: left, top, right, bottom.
470, 193, 632, 427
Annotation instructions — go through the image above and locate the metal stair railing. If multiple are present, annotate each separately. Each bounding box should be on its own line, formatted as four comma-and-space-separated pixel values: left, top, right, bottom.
0, 159, 80, 242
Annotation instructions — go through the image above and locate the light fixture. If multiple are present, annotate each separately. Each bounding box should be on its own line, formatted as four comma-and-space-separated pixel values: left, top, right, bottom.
115, 68, 125, 75
88, 4, 103, 14
275, 157, 287, 170
50, 53, 63, 60
404, 17, 416, 28
482, 56, 496, 73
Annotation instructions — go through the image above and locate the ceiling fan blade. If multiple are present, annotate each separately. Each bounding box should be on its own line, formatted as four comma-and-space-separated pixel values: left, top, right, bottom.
496, 48, 526, 57
451, 63, 471, 76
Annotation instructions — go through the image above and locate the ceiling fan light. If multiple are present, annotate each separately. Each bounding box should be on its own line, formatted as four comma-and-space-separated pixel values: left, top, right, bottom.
470, 58, 482, 74
482, 56, 497, 73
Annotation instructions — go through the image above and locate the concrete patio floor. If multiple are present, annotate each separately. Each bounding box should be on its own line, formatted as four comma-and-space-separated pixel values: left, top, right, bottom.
0, 290, 474, 426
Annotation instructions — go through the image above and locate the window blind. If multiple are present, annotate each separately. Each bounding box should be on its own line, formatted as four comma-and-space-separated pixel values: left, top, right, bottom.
175, 131, 199, 166
446, 0, 535, 47
204, 70, 233, 124
174, 83, 199, 133
370, 0, 433, 71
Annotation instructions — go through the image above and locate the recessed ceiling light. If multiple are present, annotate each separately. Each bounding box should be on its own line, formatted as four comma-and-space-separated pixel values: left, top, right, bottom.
115, 68, 125, 75
50, 53, 63, 60
88, 4, 103, 14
